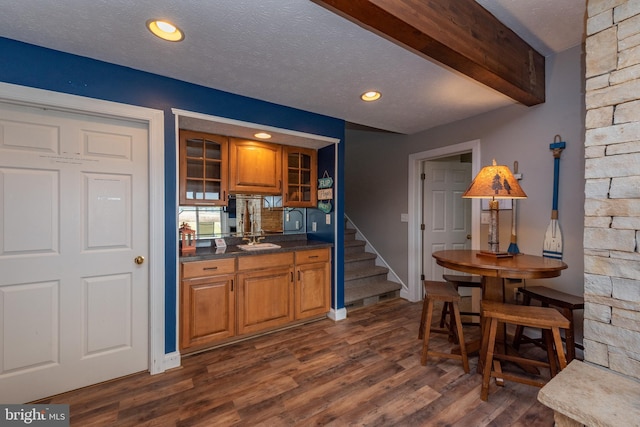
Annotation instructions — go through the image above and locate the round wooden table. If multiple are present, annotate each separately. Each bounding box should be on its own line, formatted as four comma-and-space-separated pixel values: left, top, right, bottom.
432, 250, 568, 302
432, 250, 568, 373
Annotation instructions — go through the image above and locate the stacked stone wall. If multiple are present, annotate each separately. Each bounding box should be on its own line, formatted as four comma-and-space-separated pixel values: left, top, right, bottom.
584, 0, 640, 380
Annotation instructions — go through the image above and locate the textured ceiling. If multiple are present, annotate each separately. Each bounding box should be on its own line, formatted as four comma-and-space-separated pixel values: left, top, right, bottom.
0, 0, 586, 135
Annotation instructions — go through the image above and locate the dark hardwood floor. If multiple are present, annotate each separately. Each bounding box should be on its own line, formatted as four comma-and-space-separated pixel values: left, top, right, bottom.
40, 298, 555, 426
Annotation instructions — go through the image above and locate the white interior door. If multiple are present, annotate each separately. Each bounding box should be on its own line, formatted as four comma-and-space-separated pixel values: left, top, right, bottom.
0, 102, 149, 403
422, 160, 472, 281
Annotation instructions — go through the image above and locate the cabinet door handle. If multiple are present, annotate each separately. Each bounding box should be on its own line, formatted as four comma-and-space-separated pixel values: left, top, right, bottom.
298, 271, 301, 281
290, 272, 294, 282
231, 279, 234, 292
309, 255, 319, 259
203, 267, 218, 271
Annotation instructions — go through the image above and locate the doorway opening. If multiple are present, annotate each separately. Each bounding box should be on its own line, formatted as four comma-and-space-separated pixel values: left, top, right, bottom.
406, 140, 481, 302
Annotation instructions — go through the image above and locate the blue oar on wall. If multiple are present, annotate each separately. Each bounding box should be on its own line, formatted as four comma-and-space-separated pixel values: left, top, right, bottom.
508, 161, 521, 255
543, 136, 566, 260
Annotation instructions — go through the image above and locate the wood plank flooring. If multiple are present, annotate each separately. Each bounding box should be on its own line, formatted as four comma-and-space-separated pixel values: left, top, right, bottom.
39, 298, 555, 426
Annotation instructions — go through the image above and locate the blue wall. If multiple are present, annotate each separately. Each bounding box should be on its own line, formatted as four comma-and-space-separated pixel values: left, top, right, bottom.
0, 37, 345, 354
310, 144, 344, 307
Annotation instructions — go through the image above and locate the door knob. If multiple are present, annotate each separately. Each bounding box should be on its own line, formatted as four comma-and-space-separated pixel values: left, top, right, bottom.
134, 256, 145, 265
467, 234, 472, 240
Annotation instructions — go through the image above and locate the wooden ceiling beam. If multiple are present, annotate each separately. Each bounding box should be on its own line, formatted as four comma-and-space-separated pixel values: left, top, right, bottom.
313, 0, 545, 105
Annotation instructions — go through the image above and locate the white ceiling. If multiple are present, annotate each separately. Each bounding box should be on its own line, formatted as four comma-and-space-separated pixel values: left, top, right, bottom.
0, 0, 586, 135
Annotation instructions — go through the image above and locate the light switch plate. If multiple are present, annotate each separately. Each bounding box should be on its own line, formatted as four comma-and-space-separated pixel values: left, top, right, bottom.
312, 222, 317, 232
481, 212, 491, 224
400, 213, 409, 222
325, 214, 331, 225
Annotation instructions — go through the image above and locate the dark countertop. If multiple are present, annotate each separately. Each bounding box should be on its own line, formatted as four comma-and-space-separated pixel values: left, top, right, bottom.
179, 235, 333, 262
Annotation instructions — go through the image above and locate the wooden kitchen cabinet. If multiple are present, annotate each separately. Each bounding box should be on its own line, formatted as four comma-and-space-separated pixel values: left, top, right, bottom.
180, 245, 330, 352
236, 252, 294, 335
283, 146, 317, 207
229, 138, 282, 194
295, 248, 331, 319
179, 130, 228, 206
180, 258, 236, 350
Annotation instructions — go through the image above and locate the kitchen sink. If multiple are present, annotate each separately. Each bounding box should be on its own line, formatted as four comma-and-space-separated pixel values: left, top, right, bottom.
237, 243, 281, 251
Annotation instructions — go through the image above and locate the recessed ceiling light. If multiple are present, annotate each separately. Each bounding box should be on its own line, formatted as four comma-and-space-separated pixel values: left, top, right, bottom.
254, 132, 272, 139
361, 91, 381, 102
146, 19, 184, 42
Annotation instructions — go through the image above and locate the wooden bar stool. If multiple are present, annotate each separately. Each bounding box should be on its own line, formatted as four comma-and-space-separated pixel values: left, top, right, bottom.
419, 280, 469, 373
512, 286, 584, 361
480, 301, 570, 401
440, 274, 482, 338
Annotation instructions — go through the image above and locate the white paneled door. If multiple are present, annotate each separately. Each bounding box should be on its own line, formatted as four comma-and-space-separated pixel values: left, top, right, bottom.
422, 160, 472, 281
0, 102, 149, 403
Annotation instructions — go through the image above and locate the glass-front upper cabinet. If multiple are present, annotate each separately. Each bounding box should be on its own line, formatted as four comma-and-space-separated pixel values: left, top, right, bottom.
179, 130, 228, 206
283, 146, 317, 207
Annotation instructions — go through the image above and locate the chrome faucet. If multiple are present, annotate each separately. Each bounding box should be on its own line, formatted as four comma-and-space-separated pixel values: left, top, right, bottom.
242, 233, 266, 245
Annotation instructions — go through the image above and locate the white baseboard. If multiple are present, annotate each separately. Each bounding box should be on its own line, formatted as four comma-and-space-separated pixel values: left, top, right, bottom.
328, 307, 347, 321
163, 351, 181, 371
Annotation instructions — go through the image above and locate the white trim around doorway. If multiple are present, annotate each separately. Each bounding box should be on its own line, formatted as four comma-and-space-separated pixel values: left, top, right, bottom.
406, 140, 481, 303
0, 82, 167, 374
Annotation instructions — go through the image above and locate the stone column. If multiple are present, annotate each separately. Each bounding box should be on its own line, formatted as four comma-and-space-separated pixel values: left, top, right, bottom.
584, 0, 640, 381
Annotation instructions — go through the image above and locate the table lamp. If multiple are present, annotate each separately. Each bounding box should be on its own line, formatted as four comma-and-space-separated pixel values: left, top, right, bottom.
463, 159, 527, 257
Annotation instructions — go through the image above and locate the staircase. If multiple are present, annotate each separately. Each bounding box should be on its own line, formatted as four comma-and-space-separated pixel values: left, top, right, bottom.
344, 225, 402, 309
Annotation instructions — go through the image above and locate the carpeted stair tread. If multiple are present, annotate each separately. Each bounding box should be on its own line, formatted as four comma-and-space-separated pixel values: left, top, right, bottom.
344, 239, 365, 248
344, 265, 389, 283
344, 280, 402, 306
344, 252, 377, 263
344, 228, 357, 239
343, 221, 402, 309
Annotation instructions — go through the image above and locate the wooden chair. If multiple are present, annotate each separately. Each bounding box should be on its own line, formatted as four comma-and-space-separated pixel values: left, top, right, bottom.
440, 274, 482, 339
512, 286, 584, 361
419, 280, 469, 373
480, 301, 570, 401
